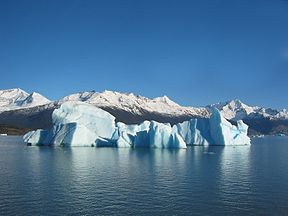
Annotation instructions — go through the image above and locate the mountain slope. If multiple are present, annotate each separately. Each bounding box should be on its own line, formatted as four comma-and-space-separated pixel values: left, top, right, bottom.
208, 99, 288, 136
58, 90, 209, 123
0, 88, 51, 112
19, 92, 51, 107
0, 89, 287, 136
208, 99, 288, 121
0, 88, 29, 108
0, 90, 210, 132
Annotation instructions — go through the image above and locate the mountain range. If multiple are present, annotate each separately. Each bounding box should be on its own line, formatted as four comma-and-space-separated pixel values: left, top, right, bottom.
0, 88, 287, 136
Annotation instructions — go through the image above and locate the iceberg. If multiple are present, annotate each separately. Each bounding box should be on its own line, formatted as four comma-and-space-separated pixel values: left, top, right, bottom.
52, 101, 115, 140
209, 108, 251, 145
24, 102, 116, 147
112, 121, 186, 148
24, 102, 250, 148
148, 121, 186, 148
173, 118, 212, 145
173, 108, 251, 146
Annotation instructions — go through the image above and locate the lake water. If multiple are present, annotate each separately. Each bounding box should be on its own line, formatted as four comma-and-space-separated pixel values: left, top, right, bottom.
0, 136, 287, 215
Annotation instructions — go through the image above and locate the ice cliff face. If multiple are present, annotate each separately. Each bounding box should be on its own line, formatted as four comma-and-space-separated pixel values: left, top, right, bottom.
24, 102, 250, 148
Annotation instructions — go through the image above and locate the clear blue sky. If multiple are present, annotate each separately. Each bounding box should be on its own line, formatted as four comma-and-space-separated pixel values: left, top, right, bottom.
0, 0, 287, 108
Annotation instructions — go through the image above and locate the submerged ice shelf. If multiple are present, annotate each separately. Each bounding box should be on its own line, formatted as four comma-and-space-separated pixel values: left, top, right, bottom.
23, 101, 250, 148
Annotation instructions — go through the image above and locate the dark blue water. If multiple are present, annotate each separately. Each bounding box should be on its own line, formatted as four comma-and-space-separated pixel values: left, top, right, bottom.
0, 136, 288, 215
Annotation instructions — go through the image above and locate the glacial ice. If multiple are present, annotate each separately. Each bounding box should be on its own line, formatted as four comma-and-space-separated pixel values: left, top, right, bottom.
24, 102, 116, 147
209, 108, 251, 145
173, 118, 212, 145
173, 108, 251, 145
24, 102, 250, 148
52, 101, 115, 140
148, 121, 186, 148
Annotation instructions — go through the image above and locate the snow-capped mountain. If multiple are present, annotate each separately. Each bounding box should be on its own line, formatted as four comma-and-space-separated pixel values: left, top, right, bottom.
0, 88, 29, 107
0, 88, 51, 112
19, 92, 51, 107
58, 90, 208, 119
1, 88, 286, 122
0, 88, 287, 136
209, 99, 288, 121
0, 89, 209, 132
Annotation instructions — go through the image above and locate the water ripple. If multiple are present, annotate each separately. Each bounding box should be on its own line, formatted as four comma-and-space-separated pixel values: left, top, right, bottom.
0, 136, 288, 215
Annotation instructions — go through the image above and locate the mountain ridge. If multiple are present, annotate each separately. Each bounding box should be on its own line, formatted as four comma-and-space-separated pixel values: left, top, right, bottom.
1, 88, 287, 121
0, 88, 287, 136
0, 88, 51, 112
208, 99, 288, 121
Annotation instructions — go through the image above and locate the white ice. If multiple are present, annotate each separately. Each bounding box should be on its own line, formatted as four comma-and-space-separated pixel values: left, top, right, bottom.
24, 102, 250, 148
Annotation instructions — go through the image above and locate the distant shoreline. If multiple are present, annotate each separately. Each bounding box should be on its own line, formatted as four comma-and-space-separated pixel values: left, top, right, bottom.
0, 125, 31, 136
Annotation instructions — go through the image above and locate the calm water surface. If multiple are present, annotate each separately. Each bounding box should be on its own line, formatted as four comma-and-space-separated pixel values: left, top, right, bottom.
0, 136, 288, 215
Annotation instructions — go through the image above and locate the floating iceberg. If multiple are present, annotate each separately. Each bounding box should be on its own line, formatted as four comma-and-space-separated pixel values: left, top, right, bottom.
24, 102, 250, 148
24, 102, 115, 147
209, 108, 251, 145
173, 108, 250, 146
